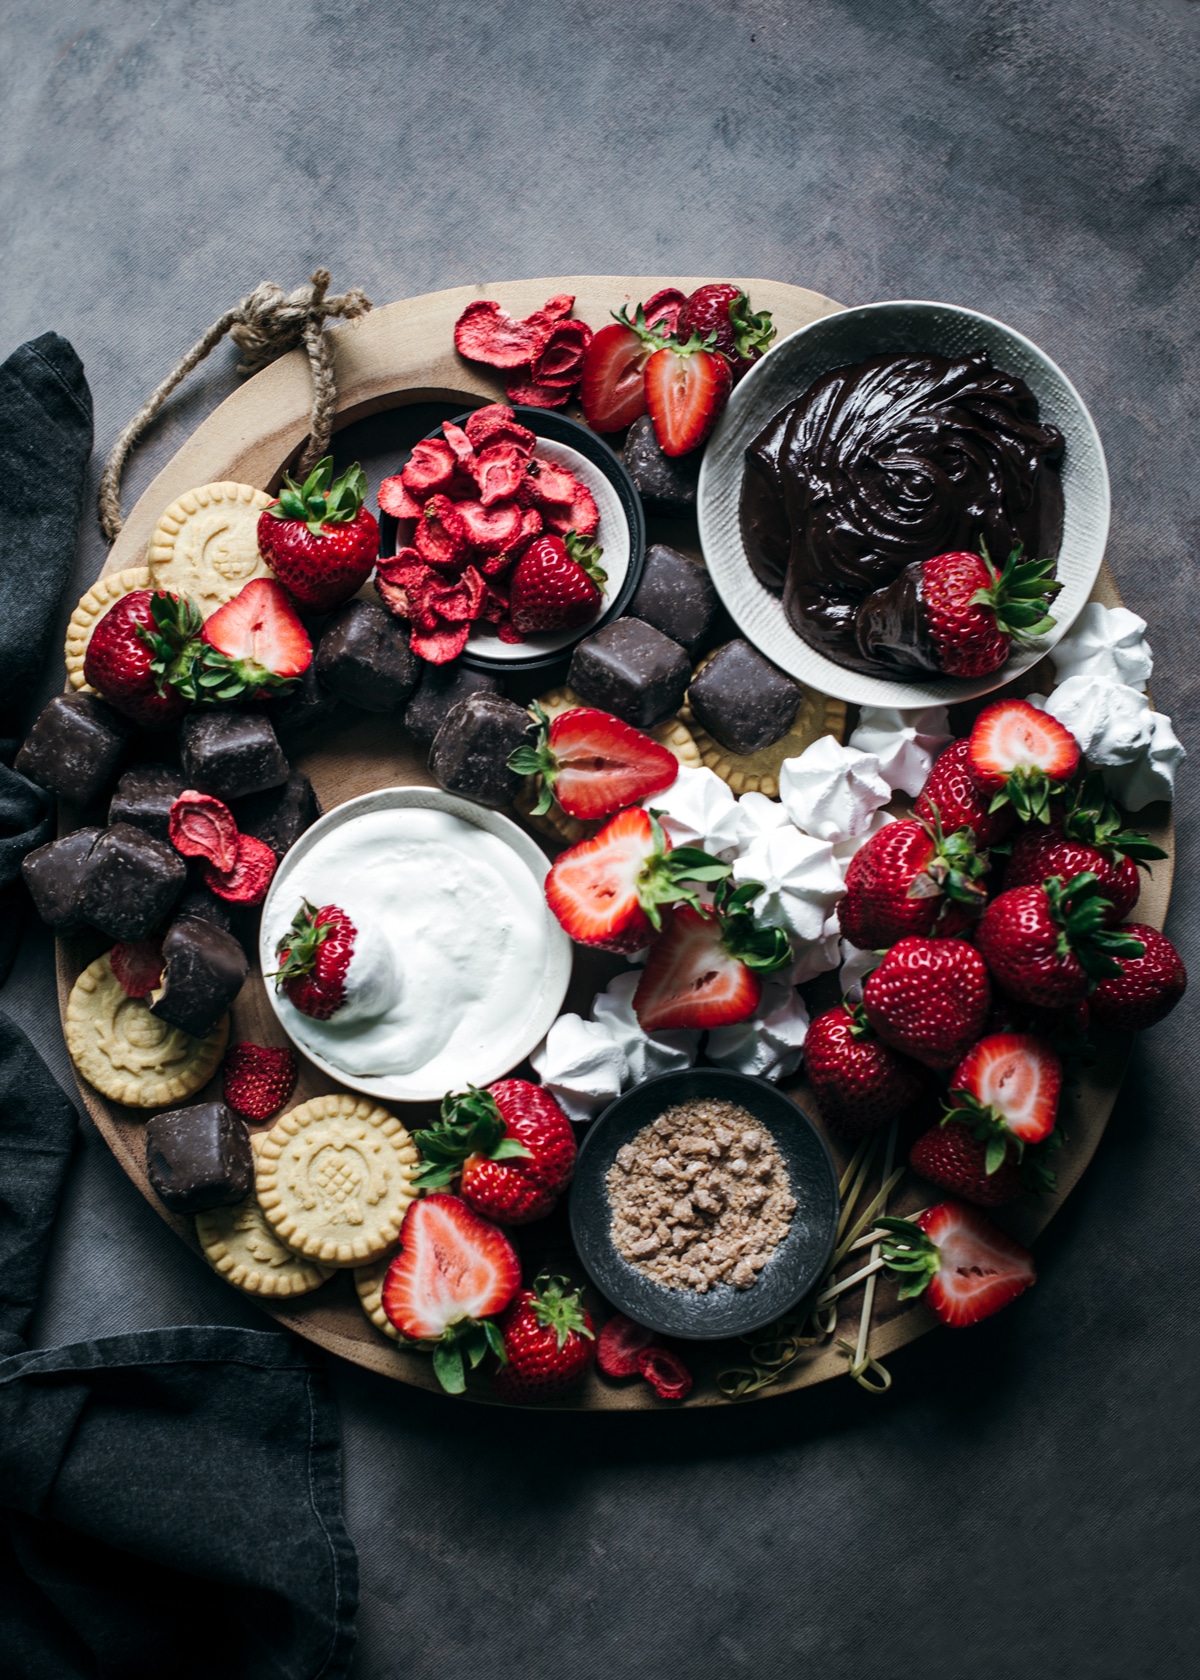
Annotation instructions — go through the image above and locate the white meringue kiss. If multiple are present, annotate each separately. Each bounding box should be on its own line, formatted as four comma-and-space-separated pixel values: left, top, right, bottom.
779, 735, 892, 843
732, 789, 793, 851
831, 808, 896, 878
530, 971, 699, 1121
1039, 675, 1155, 766
848, 705, 952, 797
1050, 602, 1153, 692
838, 938, 883, 1004
590, 970, 700, 1086
1102, 711, 1185, 810
645, 765, 742, 860
788, 910, 843, 983
732, 826, 845, 945
705, 979, 810, 1082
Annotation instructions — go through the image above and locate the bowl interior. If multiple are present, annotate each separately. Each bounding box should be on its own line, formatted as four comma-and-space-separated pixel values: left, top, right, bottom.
258, 785, 573, 1102
569, 1068, 839, 1340
697, 299, 1111, 708
378, 404, 647, 674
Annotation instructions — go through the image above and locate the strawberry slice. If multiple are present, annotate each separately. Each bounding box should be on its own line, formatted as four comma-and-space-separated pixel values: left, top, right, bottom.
579, 308, 667, 432
463, 404, 537, 455
455, 499, 523, 555
377, 475, 424, 520
198, 578, 312, 699
643, 336, 733, 457
381, 1193, 521, 1392
544, 807, 732, 954
596, 1313, 657, 1378
633, 879, 791, 1030
967, 698, 1081, 823
400, 438, 457, 499
109, 938, 165, 999
948, 1032, 1062, 1150
879, 1201, 1036, 1328
509, 705, 678, 820
636, 1345, 693, 1399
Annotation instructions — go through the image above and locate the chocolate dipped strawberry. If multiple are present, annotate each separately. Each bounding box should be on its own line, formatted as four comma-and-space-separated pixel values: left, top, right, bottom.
258, 457, 378, 612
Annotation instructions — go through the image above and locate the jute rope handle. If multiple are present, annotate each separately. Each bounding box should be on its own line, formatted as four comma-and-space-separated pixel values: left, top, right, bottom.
97, 269, 372, 543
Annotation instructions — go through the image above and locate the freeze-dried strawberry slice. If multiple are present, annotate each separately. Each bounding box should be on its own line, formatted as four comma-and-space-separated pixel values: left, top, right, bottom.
168, 791, 240, 874
597, 1313, 656, 1378
481, 548, 519, 579
636, 1345, 693, 1400
441, 420, 476, 470
497, 621, 525, 644
110, 938, 165, 999
515, 506, 543, 546
474, 442, 527, 506
223, 1042, 298, 1121
428, 565, 486, 624
642, 287, 687, 334
504, 374, 571, 409
203, 832, 278, 904
377, 475, 423, 520
375, 555, 443, 628
410, 620, 471, 663
531, 319, 594, 388
540, 294, 576, 321
401, 438, 457, 499
456, 499, 523, 554
415, 494, 469, 566
542, 482, 600, 539
518, 457, 584, 508
480, 580, 510, 622
464, 404, 538, 456
454, 300, 552, 369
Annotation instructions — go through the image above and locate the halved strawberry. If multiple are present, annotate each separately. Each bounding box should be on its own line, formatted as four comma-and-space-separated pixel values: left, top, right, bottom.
879, 1201, 1036, 1328
643, 336, 732, 457
509, 704, 678, 820
967, 698, 1081, 824
579, 307, 668, 433
633, 880, 792, 1030
197, 579, 312, 700
381, 1193, 521, 1392
948, 1032, 1062, 1151
544, 807, 730, 953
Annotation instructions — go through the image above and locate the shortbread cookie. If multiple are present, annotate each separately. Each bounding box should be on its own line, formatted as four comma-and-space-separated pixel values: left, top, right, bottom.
197, 1139, 334, 1297
255, 1094, 419, 1266
514, 686, 702, 846
64, 566, 152, 691
147, 481, 273, 614
65, 952, 227, 1108
354, 1254, 401, 1341
681, 657, 847, 798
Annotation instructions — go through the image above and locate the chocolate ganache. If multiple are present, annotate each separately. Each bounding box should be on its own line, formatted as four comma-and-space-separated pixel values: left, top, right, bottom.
739, 350, 1064, 677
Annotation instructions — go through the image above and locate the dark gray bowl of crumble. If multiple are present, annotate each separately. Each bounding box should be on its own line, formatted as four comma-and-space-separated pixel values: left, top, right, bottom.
568, 1067, 839, 1340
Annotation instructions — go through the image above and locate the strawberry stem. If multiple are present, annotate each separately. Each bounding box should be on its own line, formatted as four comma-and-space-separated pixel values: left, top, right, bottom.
270, 456, 368, 535
970, 540, 1061, 641
412, 1085, 532, 1189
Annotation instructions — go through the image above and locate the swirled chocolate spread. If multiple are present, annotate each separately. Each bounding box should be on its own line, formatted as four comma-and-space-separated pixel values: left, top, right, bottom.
740, 350, 1064, 677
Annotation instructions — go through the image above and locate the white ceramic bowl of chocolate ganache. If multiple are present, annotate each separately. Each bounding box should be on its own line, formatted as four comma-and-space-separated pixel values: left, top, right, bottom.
259, 786, 572, 1103
697, 299, 1111, 708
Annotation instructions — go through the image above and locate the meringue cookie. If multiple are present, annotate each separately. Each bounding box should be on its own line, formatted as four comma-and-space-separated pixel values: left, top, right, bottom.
1102, 710, 1185, 810
645, 764, 742, 859
1040, 675, 1155, 766
591, 970, 700, 1086
778, 735, 892, 842
1051, 602, 1153, 692
732, 825, 846, 944
732, 789, 793, 851
705, 979, 810, 1081
789, 909, 843, 984
831, 808, 896, 878
838, 939, 883, 1003
530, 1014, 626, 1122
848, 705, 952, 797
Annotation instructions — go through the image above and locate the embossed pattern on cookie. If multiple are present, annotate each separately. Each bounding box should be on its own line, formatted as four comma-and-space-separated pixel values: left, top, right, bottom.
197, 1139, 335, 1296
65, 566, 153, 691
255, 1093, 420, 1266
65, 952, 228, 1107
147, 481, 273, 614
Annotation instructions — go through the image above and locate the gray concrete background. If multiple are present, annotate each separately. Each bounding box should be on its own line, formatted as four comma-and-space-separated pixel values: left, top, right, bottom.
3, 2, 1199, 1675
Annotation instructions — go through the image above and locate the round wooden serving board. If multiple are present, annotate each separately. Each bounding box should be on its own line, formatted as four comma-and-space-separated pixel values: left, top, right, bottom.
56, 278, 1174, 1408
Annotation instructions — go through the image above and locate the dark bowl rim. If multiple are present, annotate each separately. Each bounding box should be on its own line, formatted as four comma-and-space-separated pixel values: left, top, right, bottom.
376, 403, 648, 674
567, 1066, 841, 1341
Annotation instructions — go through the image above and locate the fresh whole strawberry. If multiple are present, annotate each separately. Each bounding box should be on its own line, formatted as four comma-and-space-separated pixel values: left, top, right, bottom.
258, 457, 378, 611
508, 532, 607, 636
675, 283, 776, 378
878, 1201, 1036, 1327
1003, 775, 1166, 926
492, 1274, 595, 1401
545, 807, 731, 954
914, 737, 1016, 847
381, 1193, 520, 1392
803, 1002, 934, 1142
976, 872, 1145, 1009
862, 937, 992, 1070
1087, 922, 1187, 1031
838, 816, 989, 949
596, 1312, 657, 1377
271, 898, 356, 1019
509, 703, 678, 821
643, 334, 733, 457
633, 879, 792, 1030
223, 1042, 298, 1121
83, 589, 201, 727
967, 698, 1081, 824
195, 578, 312, 700
579, 305, 671, 433
908, 1120, 1023, 1206
413, 1079, 577, 1225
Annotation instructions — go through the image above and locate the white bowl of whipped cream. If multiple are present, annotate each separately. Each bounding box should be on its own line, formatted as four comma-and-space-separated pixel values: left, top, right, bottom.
259, 787, 572, 1102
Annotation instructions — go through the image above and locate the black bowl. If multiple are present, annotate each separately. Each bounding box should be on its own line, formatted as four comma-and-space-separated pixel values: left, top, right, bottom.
377, 404, 647, 675
568, 1068, 839, 1341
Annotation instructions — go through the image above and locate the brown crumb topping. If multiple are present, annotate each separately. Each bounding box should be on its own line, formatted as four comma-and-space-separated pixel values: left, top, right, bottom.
606, 1099, 796, 1293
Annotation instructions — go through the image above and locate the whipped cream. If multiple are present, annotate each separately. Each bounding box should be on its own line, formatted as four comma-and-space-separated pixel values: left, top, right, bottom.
732, 825, 845, 945
1051, 602, 1153, 692
848, 706, 952, 797
778, 735, 892, 843
531, 970, 699, 1120
645, 765, 742, 859
263, 807, 549, 1083
832, 808, 896, 876
1102, 710, 1185, 810
838, 939, 883, 1003
706, 979, 810, 1081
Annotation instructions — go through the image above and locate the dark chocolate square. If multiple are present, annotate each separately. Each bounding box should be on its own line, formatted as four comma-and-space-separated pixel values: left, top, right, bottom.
108, 763, 189, 843
144, 1101, 253, 1213
429, 693, 531, 809
567, 617, 691, 729
622, 414, 701, 512
687, 638, 801, 756
233, 772, 320, 859
316, 600, 420, 712
405, 662, 504, 746
180, 711, 289, 802
21, 827, 103, 932
14, 693, 129, 805
627, 544, 722, 654
76, 822, 187, 939
149, 915, 249, 1038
